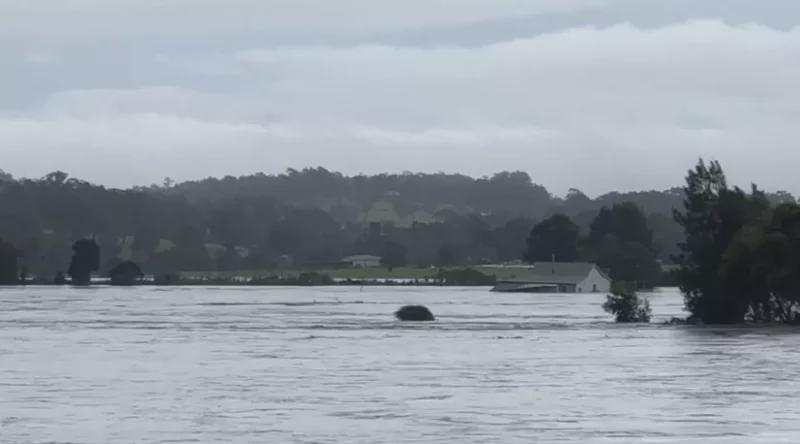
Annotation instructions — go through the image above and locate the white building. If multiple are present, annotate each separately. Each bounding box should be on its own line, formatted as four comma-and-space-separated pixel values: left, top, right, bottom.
488, 262, 611, 293
341, 254, 382, 268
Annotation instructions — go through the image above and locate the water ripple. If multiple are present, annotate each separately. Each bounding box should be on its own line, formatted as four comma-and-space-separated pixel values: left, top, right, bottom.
1, 286, 800, 443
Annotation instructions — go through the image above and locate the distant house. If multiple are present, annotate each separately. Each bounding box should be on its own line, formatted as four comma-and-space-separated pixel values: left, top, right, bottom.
342, 254, 382, 268
488, 262, 611, 293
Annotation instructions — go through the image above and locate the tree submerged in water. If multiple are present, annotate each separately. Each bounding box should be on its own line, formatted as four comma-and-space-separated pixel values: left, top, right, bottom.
0, 238, 21, 285
673, 159, 800, 324
395, 305, 435, 321
109, 261, 144, 286
603, 288, 652, 323
68, 239, 100, 286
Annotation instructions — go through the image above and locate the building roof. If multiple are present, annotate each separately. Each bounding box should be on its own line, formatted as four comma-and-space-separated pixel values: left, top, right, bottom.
487, 262, 607, 285
492, 282, 559, 292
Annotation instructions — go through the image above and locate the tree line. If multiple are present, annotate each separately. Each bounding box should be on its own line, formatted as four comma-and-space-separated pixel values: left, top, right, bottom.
3, 162, 800, 324
0, 168, 700, 277
593, 159, 800, 325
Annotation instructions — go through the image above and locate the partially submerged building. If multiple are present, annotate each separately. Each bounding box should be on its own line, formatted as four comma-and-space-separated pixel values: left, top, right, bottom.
488, 262, 611, 293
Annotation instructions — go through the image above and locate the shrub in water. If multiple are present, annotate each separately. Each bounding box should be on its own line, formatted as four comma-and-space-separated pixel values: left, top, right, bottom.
109, 261, 144, 286
603, 289, 651, 323
395, 305, 435, 321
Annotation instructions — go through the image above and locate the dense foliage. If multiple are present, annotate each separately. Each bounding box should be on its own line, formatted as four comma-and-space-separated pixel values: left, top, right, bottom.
674, 160, 800, 323
523, 204, 661, 287
602, 288, 652, 323
109, 261, 144, 286
68, 238, 100, 285
587, 203, 661, 286
0, 167, 794, 280
0, 237, 20, 284
523, 214, 580, 262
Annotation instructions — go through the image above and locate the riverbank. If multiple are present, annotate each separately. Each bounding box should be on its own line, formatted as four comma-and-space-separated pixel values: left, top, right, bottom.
17, 267, 501, 287
178, 266, 515, 281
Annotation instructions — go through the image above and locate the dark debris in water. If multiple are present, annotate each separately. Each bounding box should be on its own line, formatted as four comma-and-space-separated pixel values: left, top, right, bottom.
395, 305, 435, 321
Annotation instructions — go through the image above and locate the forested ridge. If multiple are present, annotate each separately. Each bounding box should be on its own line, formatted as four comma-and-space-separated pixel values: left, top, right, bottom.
0, 167, 795, 279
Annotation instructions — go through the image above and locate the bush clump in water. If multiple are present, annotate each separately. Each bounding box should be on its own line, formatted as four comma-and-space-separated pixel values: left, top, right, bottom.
395, 305, 435, 321
109, 261, 144, 286
603, 289, 651, 323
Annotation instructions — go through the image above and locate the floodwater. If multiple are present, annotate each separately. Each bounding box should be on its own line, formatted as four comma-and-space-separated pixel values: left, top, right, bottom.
1, 286, 800, 443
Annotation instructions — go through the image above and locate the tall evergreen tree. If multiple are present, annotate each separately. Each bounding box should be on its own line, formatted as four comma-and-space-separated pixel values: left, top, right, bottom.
674, 159, 770, 323
68, 239, 101, 286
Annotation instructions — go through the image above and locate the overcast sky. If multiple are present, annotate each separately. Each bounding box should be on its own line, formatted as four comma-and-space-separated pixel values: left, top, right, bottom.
1, 0, 799, 196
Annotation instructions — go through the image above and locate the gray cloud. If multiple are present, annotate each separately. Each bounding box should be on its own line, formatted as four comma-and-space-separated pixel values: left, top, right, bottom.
0, 2, 799, 196
0, 0, 600, 35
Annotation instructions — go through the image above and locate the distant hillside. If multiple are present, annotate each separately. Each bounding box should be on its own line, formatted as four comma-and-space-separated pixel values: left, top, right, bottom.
165, 168, 694, 223
0, 168, 795, 276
